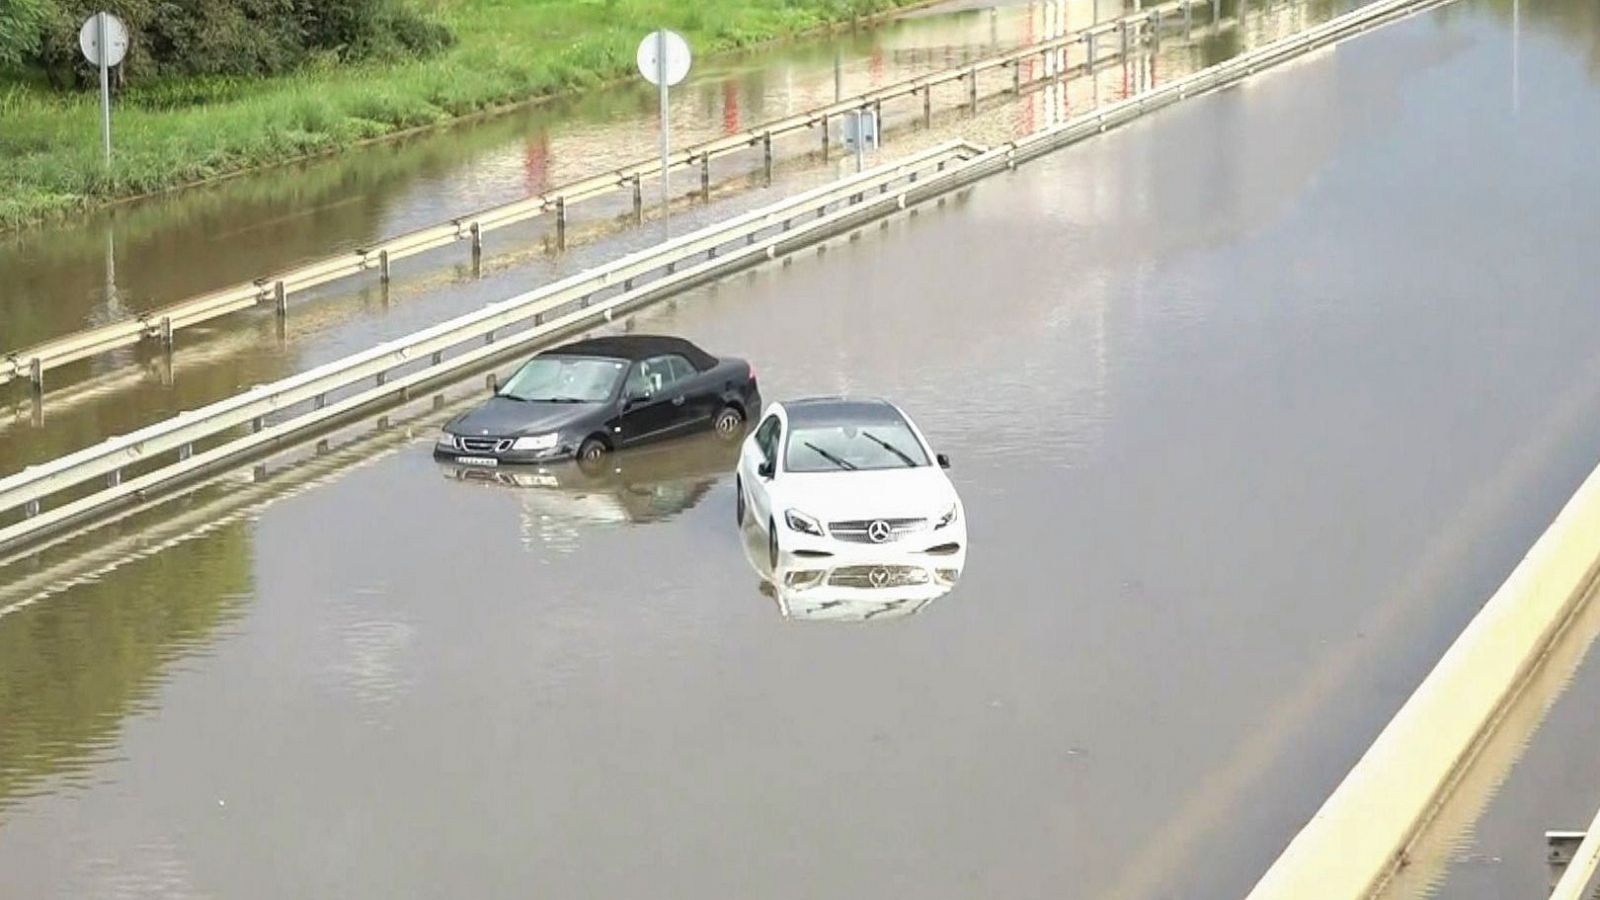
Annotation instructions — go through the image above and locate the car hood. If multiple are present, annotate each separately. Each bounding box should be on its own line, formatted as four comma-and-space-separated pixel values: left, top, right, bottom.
445, 397, 597, 437
771, 466, 959, 522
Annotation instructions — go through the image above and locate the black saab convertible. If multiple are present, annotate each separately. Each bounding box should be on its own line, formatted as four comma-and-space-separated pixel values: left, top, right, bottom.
434, 335, 760, 467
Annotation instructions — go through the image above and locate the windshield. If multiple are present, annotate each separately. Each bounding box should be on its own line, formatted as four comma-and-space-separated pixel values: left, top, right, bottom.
784, 420, 931, 472
498, 356, 626, 403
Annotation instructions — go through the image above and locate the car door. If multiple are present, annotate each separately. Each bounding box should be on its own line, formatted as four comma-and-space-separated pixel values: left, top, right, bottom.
664, 354, 717, 430
617, 356, 681, 446
742, 412, 782, 525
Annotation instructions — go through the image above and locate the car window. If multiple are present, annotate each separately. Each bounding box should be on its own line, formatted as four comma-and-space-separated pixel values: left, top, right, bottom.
755, 415, 781, 462
624, 355, 680, 398
499, 356, 626, 403
784, 418, 931, 473
664, 355, 697, 384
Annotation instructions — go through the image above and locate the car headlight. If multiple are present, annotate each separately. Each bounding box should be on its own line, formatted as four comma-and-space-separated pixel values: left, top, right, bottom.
784, 509, 824, 536
436, 431, 457, 449
935, 504, 958, 529
511, 433, 559, 451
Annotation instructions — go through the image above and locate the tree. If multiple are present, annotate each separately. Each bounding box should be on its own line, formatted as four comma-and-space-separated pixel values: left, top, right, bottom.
0, 0, 51, 69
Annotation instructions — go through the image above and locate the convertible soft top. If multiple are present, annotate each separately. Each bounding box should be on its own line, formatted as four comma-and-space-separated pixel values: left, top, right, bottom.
545, 335, 718, 371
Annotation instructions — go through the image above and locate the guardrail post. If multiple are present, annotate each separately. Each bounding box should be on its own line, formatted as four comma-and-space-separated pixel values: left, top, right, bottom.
821, 114, 830, 160
1012, 61, 1022, 93
1087, 33, 1096, 68
375, 371, 387, 387
700, 154, 711, 200
923, 87, 932, 126
107, 468, 120, 488
1121, 21, 1130, 54
274, 281, 287, 316
24, 499, 39, 518
1152, 9, 1163, 44
159, 316, 173, 349
470, 221, 483, 258
431, 351, 442, 365
379, 250, 391, 283
315, 393, 326, 410
631, 174, 644, 224
555, 197, 567, 251
968, 68, 979, 110
762, 133, 774, 184
29, 356, 43, 394
251, 416, 263, 434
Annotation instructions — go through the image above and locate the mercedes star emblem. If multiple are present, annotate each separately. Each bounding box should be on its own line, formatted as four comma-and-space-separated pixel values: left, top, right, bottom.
866, 520, 892, 543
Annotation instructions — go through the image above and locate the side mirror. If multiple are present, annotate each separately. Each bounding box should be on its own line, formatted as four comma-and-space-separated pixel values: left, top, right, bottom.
622, 389, 648, 409
937, 453, 951, 469
757, 460, 775, 480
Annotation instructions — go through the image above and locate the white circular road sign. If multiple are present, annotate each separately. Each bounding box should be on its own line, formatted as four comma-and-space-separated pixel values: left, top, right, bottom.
636, 29, 691, 87
79, 12, 129, 68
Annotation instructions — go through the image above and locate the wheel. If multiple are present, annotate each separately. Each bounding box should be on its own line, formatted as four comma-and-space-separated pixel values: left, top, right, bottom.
713, 405, 744, 440
735, 475, 746, 527
577, 436, 608, 474
768, 518, 780, 569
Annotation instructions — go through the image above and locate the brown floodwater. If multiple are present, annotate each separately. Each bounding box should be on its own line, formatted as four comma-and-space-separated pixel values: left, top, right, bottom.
3, 0, 1600, 896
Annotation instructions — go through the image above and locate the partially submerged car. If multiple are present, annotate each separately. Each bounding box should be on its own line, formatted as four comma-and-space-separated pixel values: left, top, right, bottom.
736, 397, 966, 567
435, 335, 760, 467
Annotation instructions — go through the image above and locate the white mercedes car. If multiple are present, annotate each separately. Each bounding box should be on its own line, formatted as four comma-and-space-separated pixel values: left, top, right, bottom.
736, 397, 966, 566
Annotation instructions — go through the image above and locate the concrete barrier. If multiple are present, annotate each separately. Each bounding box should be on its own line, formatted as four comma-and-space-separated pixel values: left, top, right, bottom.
1247, 457, 1600, 898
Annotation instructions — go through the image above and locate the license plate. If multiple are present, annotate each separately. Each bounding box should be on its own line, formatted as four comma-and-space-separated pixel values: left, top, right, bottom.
528, 474, 558, 486
456, 456, 499, 467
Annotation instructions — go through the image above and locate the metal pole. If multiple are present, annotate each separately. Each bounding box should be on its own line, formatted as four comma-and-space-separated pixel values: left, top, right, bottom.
97, 12, 111, 166
853, 111, 864, 174
657, 29, 670, 232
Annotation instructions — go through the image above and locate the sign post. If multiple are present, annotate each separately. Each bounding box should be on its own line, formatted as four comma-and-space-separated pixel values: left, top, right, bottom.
78, 12, 128, 167
636, 30, 691, 230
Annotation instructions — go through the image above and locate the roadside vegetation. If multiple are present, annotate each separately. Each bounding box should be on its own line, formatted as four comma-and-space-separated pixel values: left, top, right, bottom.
0, 0, 922, 232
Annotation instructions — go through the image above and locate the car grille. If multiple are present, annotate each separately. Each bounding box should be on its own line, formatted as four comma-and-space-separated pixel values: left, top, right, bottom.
828, 565, 930, 589
458, 436, 513, 453
828, 517, 927, 544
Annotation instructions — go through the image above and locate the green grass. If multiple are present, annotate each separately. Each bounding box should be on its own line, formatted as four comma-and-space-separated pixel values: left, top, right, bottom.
0, 0, 922, 232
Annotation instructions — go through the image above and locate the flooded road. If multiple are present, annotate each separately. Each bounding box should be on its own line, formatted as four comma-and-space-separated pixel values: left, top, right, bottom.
4, 0, 1600, 896
0, 0, 1338, 472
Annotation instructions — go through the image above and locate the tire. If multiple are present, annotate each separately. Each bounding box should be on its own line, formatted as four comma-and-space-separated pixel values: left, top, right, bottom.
768, 518, 780, 569
713, 405, 744, 440
735, 475, 746, 527
577, 437, 608, 474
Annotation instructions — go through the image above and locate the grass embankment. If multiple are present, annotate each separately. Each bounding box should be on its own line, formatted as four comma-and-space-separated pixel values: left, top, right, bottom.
0, 0, 921, 232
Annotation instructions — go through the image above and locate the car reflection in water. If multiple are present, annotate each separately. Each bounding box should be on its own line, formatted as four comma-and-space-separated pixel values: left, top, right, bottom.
437, 427, 745, 527
741, 524, 967, 623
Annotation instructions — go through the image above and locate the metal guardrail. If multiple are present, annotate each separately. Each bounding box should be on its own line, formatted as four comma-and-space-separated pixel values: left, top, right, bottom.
0, 142, 982, 551
1551, 818, 1600, 900
0, 0, 1422, 555
0, 0, 1220, 392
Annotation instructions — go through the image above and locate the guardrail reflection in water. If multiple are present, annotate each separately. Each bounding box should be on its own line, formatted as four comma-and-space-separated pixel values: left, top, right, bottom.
0, 0, 1454, 556
0, 0, 1226, 394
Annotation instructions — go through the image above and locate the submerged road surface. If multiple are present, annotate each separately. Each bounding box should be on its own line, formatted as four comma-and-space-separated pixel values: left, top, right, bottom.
3, 0, 1600, 896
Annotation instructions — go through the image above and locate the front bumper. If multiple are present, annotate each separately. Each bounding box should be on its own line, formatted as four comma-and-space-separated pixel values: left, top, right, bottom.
433, 440, 576, 466
777, 520, 968, 560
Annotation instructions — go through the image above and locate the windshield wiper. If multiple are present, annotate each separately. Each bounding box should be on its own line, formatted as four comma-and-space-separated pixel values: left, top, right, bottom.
804, 442, 857, 471
861, 430, 918, 467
